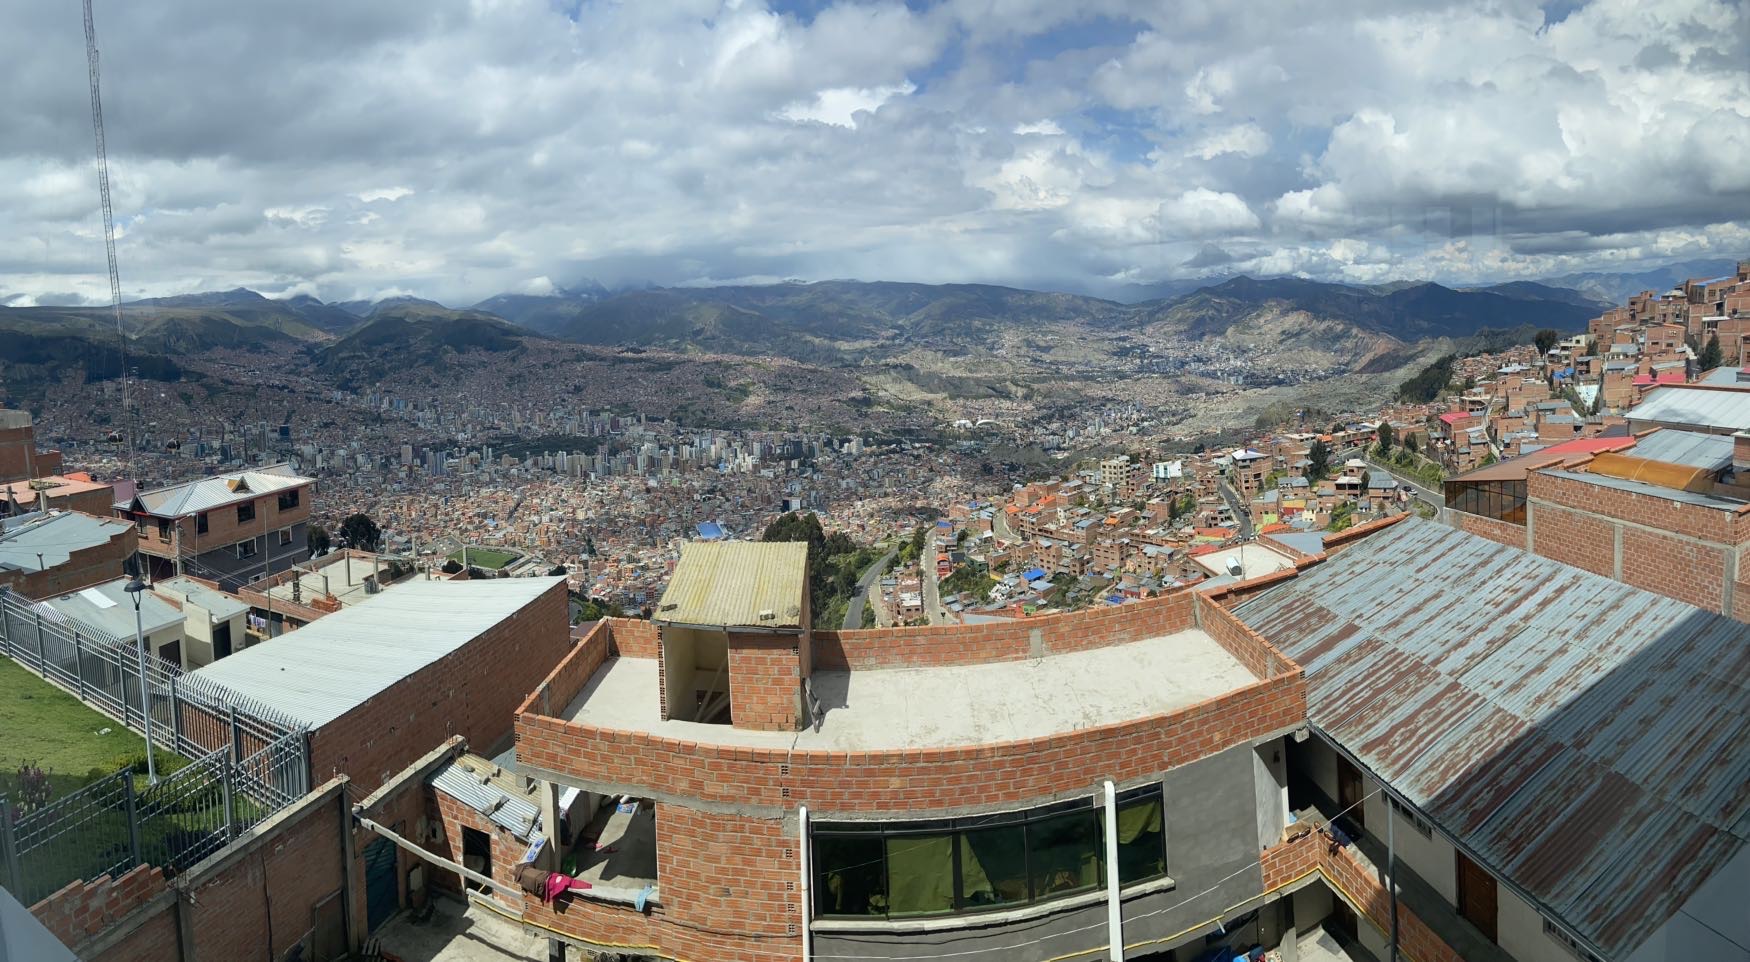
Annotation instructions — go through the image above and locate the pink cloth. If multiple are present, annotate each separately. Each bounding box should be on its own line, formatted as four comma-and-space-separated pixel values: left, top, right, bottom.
542, 871, 591, 903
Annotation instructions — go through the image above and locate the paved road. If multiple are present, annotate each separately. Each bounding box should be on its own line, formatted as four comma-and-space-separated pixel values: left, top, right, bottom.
842, 547, 897, 630
921, 530, 951, 624
993, 505, 1016, 543
1216, 478, 1255, 537
1336, 446, 1446, 514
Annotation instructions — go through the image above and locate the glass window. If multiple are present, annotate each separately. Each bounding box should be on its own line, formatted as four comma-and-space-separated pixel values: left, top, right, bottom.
1104, 790, 1166, 885
884, 834, 955, 917
960, 824, 1027, 909
1027, 810, 1101, 900
237, 502, 256, 524
196, 512, 209, 535
815, 835, 884, 918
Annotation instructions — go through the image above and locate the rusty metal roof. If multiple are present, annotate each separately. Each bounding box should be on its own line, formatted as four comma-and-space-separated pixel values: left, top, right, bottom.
1236, 519, 1750, 961
655, 541, 808, 629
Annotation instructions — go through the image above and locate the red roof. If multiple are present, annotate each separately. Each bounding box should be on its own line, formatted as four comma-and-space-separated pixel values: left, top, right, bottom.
1539, 435, 1638, 456
1631, 371, 1686, 386
1438, 411, 1470, 424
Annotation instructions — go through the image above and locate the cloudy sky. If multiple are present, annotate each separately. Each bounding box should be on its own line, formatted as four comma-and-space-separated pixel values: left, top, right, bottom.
2, 0, 1747, 306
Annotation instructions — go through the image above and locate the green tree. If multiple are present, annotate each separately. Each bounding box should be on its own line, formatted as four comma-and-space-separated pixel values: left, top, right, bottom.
1307, 439, 1331, 481
1375, 423, 1395, 457
338, 513, 381, 552
307, 524, 331, 558
1534, 329, 1560, 355
1403, 434, 1419, 456
441, 558, 462, 574
548, 564, 568, 576
1701, 333, 1723, 371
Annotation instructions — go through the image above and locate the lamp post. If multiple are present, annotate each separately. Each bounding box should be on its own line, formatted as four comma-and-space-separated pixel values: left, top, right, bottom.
123, 577, 160, 786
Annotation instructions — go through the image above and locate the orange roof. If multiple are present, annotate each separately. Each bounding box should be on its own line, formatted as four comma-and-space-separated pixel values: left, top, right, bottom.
1585, 452, 1715, 492
1258, 522, 1295, 534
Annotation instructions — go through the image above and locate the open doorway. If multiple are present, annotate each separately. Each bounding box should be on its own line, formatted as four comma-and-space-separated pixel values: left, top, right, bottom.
460, 827, 491, 894
660, 627, 732, 724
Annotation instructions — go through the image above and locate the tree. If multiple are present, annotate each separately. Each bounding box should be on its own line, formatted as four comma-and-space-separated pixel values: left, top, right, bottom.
339, 513, 381, 552
1403, 434, 1419, 456
548, 564, 568, 576
1307, 439, 1331, 481
307, 524, 331, 558
1701, 333, 1723, 371
441, 559, 463, 574
1534, 329, 1560, 355
1375, 423, 1395, 457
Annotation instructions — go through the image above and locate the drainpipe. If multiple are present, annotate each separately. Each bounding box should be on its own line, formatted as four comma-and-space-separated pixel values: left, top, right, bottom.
799, 805, 812, 962
1388, 805, 1399, 962
1103, 780, 1124, 961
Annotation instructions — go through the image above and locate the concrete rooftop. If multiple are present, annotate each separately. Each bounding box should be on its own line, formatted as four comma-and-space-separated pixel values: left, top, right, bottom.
562, 627, 1257, 751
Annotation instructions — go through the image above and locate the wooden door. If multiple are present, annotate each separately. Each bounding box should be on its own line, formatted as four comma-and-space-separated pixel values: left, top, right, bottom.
1456, 851, 1498, 942
1336, 756, 1364, 830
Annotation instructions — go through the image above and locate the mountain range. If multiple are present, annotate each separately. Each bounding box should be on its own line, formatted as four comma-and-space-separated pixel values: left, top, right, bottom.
2, 259, 1711, 402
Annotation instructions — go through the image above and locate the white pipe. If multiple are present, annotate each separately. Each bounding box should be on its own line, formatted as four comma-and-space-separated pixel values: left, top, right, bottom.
356, 815, 522, 900
1103, 781, 1124, 961
799, 804, 813, 962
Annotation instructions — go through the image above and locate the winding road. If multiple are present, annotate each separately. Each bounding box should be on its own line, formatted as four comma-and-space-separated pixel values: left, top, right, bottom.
842, 547, 898, 630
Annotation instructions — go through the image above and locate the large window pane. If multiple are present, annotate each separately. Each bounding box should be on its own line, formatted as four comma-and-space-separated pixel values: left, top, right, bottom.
815, 835, 884, 917
1104, 795, 1166, 885
885, 834, 955, 917
960, 825, 1028, 910
1028, 811, 1101, 900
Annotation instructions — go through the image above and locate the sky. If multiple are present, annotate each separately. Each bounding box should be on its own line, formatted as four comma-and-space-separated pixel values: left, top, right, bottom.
1, 0, 1747, 307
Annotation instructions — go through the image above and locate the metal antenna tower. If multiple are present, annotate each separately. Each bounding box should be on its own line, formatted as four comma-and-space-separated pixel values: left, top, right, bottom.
83, 0, 133, 479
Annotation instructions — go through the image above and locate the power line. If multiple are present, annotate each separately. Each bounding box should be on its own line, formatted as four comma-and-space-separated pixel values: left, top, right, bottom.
81, 0, 133, 484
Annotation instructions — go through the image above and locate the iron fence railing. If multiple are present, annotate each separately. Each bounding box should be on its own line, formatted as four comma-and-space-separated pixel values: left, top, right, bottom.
0, 586, 311, 906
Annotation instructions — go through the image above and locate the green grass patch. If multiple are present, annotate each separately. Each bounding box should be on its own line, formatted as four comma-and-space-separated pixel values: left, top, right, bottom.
449, 547, 520, 570
0, 659, 152, 800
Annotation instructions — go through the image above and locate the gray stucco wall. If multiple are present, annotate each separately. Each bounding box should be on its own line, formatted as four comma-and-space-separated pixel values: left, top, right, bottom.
191, 520, 307, 589
809, 741, 1270, 962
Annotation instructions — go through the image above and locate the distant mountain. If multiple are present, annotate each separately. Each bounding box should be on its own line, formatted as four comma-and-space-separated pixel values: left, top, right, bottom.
279, 294, 361, 334
315, 306, 538, 385
1463, 281, 1613, 312
1538, 258, 1739, 308
334, 295, 454, 319
0, 290, 328, 353
1151, 276, 1597, 341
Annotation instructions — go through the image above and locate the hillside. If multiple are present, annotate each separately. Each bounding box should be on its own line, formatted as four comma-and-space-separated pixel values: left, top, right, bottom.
314, 306, 538, 386
1539, 258, 1739, 307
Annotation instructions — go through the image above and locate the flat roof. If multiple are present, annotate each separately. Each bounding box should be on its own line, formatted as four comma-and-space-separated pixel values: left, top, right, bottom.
562, 627, 1258, 751
1190, 542, 1295, 580
152, 576, 249, 621
37, 577, 181, 640
1628, 385, 1750, 432
263, 553, 390, 609
191, 577, 560, 728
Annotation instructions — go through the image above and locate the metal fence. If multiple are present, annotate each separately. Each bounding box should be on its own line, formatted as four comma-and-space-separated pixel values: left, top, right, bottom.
0, 586, 311, 905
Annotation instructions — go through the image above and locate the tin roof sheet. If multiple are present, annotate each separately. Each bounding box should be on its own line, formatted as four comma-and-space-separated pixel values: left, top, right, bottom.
1628, 429, 1735, 471
1628, 386, 1750, 432
190, 577, 561, 728
428, 759, 542, 840
1235, 520, 1750, 961
132, 464, 312, 518
654, 541, 807, 628
0, 511, 131, 573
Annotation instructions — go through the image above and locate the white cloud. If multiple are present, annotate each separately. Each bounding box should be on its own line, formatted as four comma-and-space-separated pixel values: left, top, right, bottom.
1192, 123, 1271, 160
353, 186, 414, 203
778, 82, 915, 128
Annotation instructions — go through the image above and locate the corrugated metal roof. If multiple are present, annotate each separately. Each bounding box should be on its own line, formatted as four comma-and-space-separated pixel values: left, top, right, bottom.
152, 577, 249, 621
0, 511, 131, 573
190, 577, 561, 727
133, 464, 312, 518
35, 577, 182, 639
1628, 386, 1750, 433
1542, 470, 1747, 510
1628, 429, 1735, 471
1585, 452, 1715, 491
1235, 520, 1750, 961
428, 759, 541, 840
654, 541, 807, 628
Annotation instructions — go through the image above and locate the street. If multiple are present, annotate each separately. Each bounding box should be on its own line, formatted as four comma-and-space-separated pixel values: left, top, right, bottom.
921, 530, 951, 624
842, 546, 897, 630
1216, 478, 1254, 537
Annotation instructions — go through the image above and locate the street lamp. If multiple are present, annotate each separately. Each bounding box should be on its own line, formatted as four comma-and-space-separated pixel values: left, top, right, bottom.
123, 577, 160, 787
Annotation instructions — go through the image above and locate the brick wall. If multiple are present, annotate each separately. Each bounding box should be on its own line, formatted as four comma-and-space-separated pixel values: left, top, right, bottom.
519, 669, 1305, 815
134, 484, 313, 559
430, 789, 533, 908
813, 589, 1194, 670
610, 617, 659, 658
1532, 471, 1750, 544
0, 425, 39, 483
1261, 830, 1464, 962
313, 579, 569, 792
30, 865, 174, 961
0, 520, 135, 599
728, 632, 801, 731
183, 785, 345, 962
1452, 512, 1526, 550
1197, 595, 1293, 679
1528, 503, 1615, 578
1620, 528, 1724, 611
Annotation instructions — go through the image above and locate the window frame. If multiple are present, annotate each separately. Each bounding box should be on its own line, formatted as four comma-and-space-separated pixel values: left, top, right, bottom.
277, 527, 293, 547
196, 512, 209, 536
236, 501, 256, 525
811, 784, 1167, 922
277, 488, 300, 511
236, 540, 258, 560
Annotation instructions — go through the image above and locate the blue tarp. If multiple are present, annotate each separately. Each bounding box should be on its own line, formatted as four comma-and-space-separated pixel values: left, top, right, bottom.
1023, 567, 1046, 581
696, 522, 725, 540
